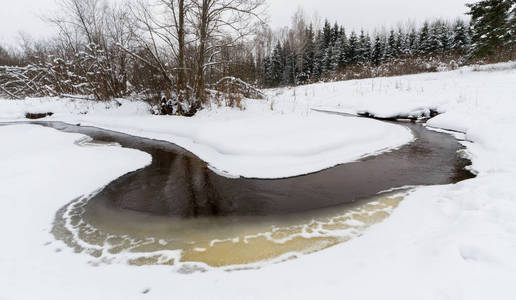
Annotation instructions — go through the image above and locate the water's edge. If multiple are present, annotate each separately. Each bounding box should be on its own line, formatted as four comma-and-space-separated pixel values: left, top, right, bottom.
2, 120, 475, 269
20, 120, 474, 217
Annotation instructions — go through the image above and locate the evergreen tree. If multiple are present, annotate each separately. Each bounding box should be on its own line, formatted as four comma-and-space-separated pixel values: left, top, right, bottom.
330, 38, 342, 71
264, 57, 269, 85
504, 0, 516, 50
263, 56, 277, 87
322, 20, 332, 49
407, 28, 419, 55
385, 30, 397, 60
363, 33, 372, 63
356, 30, 372, 63
371, 35, 385, 66
338, 30, 348, 68
321, 46, 332, 75
439, 22, 452, 52
312, 31, 325, 80
428, 22, 443, 53
331, 22, 340, 44
339, 26, 346, 38
270, 42, 284, 86
297, 25, 315, 84
418, 21, 431, 54
396, 28, 407, 56
346, 31, 358, 64
452, 19, 470, 53
467, 0, 512, 57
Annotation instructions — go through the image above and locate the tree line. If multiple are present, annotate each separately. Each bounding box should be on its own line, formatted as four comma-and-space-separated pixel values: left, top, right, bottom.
0, 0, 266, 115
261, 0, 515, 88
0, 0, 514, 115
262, 19, 473, 87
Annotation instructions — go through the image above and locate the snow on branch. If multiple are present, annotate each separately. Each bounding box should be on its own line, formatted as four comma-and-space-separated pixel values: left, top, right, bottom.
214, 76, 265, 99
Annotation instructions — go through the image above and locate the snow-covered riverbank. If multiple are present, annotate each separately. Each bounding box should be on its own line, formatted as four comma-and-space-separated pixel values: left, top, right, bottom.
0, 97, 413, 178
1, 61, 515, 300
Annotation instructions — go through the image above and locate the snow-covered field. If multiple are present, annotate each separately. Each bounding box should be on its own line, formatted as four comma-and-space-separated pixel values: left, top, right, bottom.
1, 61, 516, 299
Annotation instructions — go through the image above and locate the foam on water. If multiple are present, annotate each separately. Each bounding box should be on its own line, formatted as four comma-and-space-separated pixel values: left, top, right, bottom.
52, 190, 407, 270
44, 120, 472, 271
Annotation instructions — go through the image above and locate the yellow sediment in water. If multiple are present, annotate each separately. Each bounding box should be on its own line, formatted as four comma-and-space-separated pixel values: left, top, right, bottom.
53, 192, 404, 268
181, 236, 342, 267
179, 194, 402, 267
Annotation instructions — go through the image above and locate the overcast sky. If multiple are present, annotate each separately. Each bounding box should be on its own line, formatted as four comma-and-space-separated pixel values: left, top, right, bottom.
1, 0, 473, 48
268, 0, 473, 30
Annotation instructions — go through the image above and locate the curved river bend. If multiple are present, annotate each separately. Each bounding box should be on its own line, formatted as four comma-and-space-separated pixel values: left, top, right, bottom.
28, 121, 473, 269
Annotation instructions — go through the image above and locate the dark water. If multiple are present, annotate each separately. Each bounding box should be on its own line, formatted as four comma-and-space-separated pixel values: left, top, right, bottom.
29, 120, 474, 218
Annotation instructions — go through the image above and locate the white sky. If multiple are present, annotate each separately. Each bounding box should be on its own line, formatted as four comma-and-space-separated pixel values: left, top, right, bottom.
0, 0, 57, 47
0, 0, 474, 48
268, 0, 474, 30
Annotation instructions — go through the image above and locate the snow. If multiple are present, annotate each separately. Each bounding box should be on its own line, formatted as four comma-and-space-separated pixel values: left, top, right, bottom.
267, 61, 516, 121
1, 61, 516, 300
0, 124, 152, 300
0, 97, 413, 179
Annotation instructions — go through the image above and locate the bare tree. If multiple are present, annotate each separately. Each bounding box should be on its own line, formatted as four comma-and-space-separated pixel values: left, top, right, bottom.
44, 0, 133, 99
189, 0, 266, 101
289, 8, 308, 81
1, 0, 268, 113
153, 0, 191, 93
126, 0, 194, 93
176, 0, 187, 92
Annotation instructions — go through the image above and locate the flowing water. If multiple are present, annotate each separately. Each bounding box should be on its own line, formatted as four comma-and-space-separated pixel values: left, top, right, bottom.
22, 121, 473, 270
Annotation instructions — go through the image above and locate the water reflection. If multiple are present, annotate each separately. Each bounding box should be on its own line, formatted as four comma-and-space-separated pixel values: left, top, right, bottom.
53, 190, 406, 268
35, 121, 475, 268
65, 122, 474, 218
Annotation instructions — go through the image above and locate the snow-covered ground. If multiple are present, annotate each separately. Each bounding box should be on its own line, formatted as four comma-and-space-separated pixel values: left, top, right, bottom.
0, 125, 153, 300
1, 61, 516, 299
0, 96, 413, 179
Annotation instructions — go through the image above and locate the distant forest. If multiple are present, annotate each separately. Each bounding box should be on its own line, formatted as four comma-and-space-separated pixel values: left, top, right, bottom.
262, 19, 473, 87
0, 0, 514, 115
